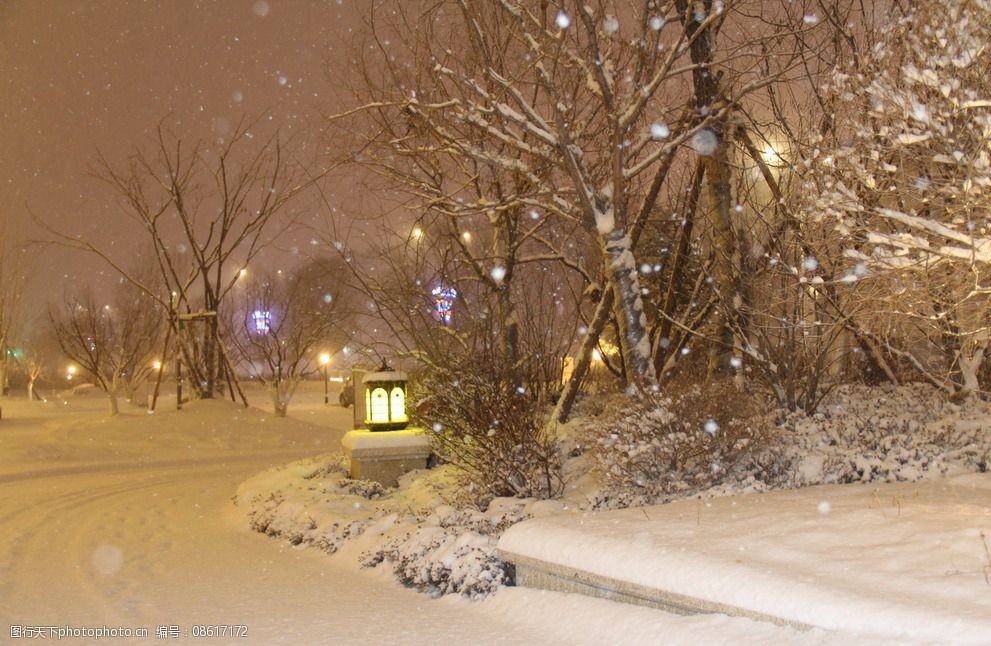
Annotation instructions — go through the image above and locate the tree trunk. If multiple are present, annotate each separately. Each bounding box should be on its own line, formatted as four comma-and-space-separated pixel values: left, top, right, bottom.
108, 378, 121, 416
601, 229, 656, 386
550, 287, 616, 426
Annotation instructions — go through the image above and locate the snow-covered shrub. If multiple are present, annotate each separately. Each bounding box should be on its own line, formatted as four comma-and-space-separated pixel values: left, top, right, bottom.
750, 383, 991, 488
585, 387, 768, 508
360, 501, 530, 599
413, 356, 562, 502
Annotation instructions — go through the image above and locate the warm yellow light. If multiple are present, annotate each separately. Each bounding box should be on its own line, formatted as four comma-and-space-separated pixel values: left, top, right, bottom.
411, 226, 424, 240
367, 387, 390, 423
152, 360, 162, 371
318, 352, 331, 366
592, 349, 603, 362
67, 365, 78, 375
390, 386, 406, 420
461, 231, 472, 242
239, 268, 248, 278
761, 143, 784, 167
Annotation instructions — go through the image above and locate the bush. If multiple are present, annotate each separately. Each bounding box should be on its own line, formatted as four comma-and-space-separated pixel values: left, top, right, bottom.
412, 356, 562, 502
585, 385, 769, 508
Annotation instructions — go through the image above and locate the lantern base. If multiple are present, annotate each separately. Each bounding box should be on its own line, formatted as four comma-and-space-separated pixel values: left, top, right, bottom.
341, 428, 431, 487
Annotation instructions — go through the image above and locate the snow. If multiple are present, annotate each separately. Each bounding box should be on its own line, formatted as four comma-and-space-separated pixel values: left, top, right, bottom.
8, 381, 990, 644
499, 474, 991, 644
0, 385, 827, 644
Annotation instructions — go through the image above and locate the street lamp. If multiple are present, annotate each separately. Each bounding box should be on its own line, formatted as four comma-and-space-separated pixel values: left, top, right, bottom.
152, 359, 162, 371
66, 365, 78, 381
319, 352, 331, 405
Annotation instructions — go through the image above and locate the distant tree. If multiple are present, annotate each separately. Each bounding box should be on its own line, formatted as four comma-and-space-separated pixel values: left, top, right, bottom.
49, 283, 164, 415
806, 0, 991, 395
44, 120, 316, 400
0, 226, 29, 396
226, 259, 353, 416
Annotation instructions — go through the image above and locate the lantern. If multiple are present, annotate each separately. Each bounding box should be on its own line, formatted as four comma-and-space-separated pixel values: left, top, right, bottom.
363, 361, 409, 431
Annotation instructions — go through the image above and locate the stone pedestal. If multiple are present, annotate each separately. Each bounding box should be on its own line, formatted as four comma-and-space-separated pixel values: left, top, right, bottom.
341, 428, 431, 487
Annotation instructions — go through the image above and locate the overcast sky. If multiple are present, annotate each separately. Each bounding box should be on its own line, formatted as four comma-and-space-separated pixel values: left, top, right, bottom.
1, 0, 367, 321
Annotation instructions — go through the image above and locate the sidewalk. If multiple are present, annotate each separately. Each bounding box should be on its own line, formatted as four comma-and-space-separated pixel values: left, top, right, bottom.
498, 473, 991, 644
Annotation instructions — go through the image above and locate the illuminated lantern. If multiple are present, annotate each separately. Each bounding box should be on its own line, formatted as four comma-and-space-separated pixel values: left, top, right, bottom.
363, 361, 409, 431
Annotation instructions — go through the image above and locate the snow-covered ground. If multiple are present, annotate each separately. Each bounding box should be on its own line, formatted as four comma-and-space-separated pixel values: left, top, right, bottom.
233, 382, 991, 645
500, 474, 991, 644
1, 384, 837, 645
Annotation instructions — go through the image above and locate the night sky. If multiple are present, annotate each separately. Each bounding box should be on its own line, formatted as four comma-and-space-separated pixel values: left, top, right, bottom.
1, 0, 365, 320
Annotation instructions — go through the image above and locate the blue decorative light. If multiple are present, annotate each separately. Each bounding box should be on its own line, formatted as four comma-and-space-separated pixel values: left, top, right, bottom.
431, 286, 458, 325
251, 310, 272, 334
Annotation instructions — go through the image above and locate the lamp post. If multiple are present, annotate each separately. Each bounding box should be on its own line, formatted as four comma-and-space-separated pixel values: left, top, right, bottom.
66, 365, 77, 382
319, 352, 331, 405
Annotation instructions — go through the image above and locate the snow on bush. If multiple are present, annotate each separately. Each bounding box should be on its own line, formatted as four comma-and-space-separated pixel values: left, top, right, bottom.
579, 387, 768, 508
235, 456, 564, 598
583, 383, 991, 509
756, 383, 991, 487
359, 502, 532, 599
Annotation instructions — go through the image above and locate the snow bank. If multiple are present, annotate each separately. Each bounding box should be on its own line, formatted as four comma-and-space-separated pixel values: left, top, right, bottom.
499, 474, 991, 643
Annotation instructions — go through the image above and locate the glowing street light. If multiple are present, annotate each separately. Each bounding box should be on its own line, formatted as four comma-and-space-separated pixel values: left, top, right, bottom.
152, 359, 163, 371
411, 226, 424, 240
319, 352, 331, 405
66, 365, 78, 381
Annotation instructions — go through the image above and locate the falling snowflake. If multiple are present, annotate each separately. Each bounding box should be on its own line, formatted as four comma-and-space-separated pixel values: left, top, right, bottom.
703, 419, 719, 435
490, 265, 507, 282
649, 16, 665, 31
817, 501, 832, 514
650, 122, 670, 140
555, 11, 570, 29
691, 129, 719, 156
252, 0, 270, 17
803, 256, 819, 272
602, 15, 619, 33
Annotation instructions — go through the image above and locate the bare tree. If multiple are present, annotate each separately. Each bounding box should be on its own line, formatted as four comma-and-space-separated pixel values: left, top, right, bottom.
804, 0, 991, 396
226, 259, 353, 416
43, 120, 317, 400
0, 225, 29, 396
331, 0, 839, 425
49, 284, 164, 415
